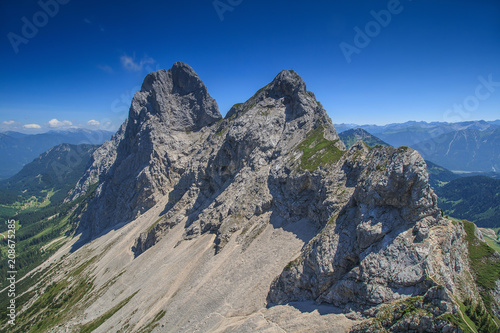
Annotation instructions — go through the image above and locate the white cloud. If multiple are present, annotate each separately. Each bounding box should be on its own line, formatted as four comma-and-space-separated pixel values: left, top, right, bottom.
23, 124, 41, 129
87, 120, 100, 126
48, 119, 73, 128
84, 18, 92, 24
97, 64, 113, 73
120, 54, 155, 72
3, 120, 15, 125
102, 121, 114, 131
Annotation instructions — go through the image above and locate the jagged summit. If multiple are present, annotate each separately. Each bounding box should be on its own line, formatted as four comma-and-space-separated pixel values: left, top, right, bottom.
141, 62, 205, 96
268, 69, 307, 97
70, 62, 225, 235
223, 69, 343, 147
132, 62, 221, 132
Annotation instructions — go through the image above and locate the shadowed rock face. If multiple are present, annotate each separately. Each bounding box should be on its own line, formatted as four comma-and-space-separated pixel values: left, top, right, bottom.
267, 144, 451, 307
61, 63, 478, 332
136, 61, 221, 132
69, 62, 222, 236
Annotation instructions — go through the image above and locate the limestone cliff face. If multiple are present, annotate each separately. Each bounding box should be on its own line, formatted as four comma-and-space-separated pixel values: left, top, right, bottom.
267, 143, 471, 309
70, 62, 222, 236
59, 63, 483, 332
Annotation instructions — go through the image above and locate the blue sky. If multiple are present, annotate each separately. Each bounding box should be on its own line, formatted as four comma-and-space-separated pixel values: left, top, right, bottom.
0, 0, 499, 133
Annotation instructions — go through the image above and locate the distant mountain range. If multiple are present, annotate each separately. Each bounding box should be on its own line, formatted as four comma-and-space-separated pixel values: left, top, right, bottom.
0, 129, 112, 180
413, 127, 500, 172
335, 120, 498, 136
0, 143, 99, 286
335, 120, 500, 173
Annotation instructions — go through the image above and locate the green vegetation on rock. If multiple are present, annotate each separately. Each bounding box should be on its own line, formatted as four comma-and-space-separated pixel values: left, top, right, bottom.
137, 310, 166, 333
13, 276, 95, 332
296, 126, 344, 171
461, 220, 500, 331
463, 220, 500, 290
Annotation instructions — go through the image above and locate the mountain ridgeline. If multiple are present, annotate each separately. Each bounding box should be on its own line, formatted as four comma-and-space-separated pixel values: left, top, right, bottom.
335, 121, 500, 173
6, 63, 500, 333
413, 127, 500, 173
0, 143, 100, 298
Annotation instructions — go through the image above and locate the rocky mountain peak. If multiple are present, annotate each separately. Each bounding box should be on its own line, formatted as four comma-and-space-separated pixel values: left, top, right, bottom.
224, 69, 342, 145
141, 61, 203, 95
70, 62, 225, 235
132, 62, 221, 132
267, 69, 307, 97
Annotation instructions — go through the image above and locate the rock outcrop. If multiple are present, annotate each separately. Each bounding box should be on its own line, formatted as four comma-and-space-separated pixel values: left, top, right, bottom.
69, 62, 222, 236
267, 143, 472, 310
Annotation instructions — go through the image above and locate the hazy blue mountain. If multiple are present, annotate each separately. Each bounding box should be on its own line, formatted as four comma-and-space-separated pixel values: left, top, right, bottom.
338, 128, 389, 149
376, 125, 446, 148
0, 143, 100, 285
0, 129, 112, 180
374, 120, 496, 147
2, 131, 28, 138
335, 120, 500, 173
334, 120, 498, 137
413, 127, 500, 172
333, 123, 357, 133
0, 143, 98, 205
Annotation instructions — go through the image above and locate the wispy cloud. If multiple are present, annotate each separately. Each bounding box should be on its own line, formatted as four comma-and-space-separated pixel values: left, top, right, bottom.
87, 119, 100, 126
84, 17, 104, 32
48, 119, 72, 128
3, 120, 15, 125
120, 54, 156, 72
97, 64, 113, 73
23, 124, 41, 129
102, 121, 113, 130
